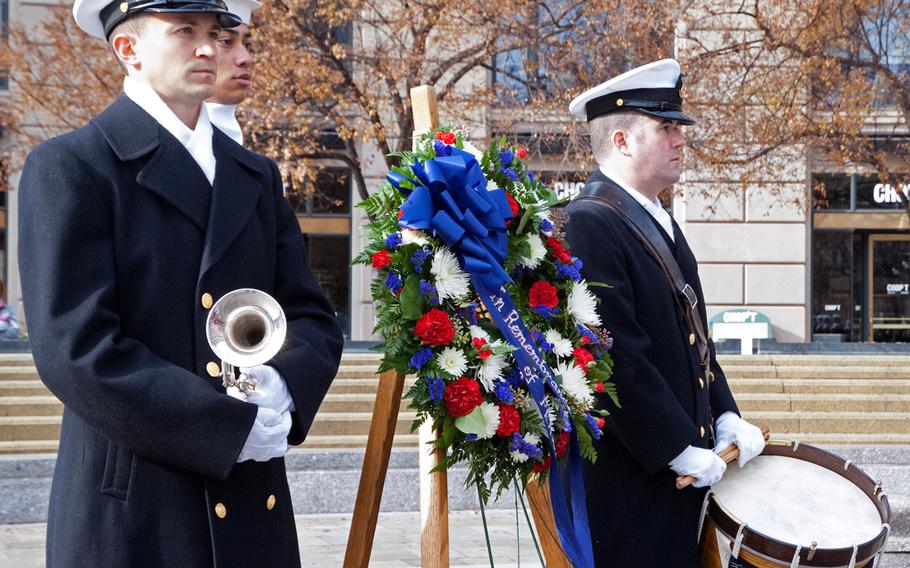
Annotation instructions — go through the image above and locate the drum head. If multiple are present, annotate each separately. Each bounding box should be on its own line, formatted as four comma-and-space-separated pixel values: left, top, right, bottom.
712, 454, 882, 549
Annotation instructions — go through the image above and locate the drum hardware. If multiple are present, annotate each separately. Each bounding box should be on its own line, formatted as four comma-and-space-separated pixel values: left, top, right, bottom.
205, 288, 287, 401
675, 426, 770, 490
873, 481, 883, 496
807, 541, 817, 560
766, 439, 792, 447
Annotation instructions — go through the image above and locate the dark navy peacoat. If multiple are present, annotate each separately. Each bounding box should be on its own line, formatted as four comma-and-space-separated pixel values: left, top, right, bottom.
564, 170, 739, 567
18, 95, 344, 568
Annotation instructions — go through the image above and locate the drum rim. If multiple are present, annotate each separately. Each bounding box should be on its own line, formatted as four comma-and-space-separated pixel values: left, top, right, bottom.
708, 440, 891, 566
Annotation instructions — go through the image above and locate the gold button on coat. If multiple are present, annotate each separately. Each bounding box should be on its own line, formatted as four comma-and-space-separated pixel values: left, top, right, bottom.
215, 503, 227, 519
616, 98, 624, 106
201, 293, 214, 310
699, 426, 706, 438
689, 333, 696, 345
698, 378, 705, 389
709, 371, 716, 383
266, 494, 276, 511
206, 362, 221, 377
119, 2, 129, 12
707, 329, 712, 339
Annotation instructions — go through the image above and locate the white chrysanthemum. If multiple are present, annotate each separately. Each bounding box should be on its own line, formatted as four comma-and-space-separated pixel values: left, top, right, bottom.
430, 246, 471, 301
476, 344, 508, 391
555, 360, 594, 409
568, 280, 602, 327
510, 432, 542, 463
437, 347, 467, 378
401, 229, 429, 247
469, 326, 491, 342
463, 140, 485, 162
477, 402, 501, 439
519, 234, 547, 269
544, 329, 573, 358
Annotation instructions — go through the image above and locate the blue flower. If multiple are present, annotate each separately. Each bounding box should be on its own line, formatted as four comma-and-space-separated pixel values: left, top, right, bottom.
410, 245, 433, 272
385, 232, 403, 248
499, 150, 515, 165
410, 347, 434, 371
539, 218, 553, 233
494, 380, 514, 404
506, 367, 525, 388
531, 330, 554, 352
585, 413, 603, 440
457, 303, 479, 325
556, 260, 583, 282
428, 377, 445, 402
509, 432, 543, 460
532, 306, 559, 320
576, 324, 597, 344
465, 433, 479, 442
500, 167, 519, 181
384, 272, 403, 294
419, 279, 439, 305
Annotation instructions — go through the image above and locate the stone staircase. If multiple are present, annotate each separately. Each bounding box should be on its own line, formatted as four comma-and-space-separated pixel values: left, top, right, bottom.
3, 352, 910, 454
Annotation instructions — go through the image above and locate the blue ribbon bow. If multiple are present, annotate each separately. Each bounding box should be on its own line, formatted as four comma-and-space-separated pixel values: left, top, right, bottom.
388, 146, 595, 568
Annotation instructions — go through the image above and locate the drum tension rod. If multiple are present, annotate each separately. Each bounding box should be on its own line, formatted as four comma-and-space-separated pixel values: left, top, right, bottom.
807, 542, 817, 561
874, 481, 883, 496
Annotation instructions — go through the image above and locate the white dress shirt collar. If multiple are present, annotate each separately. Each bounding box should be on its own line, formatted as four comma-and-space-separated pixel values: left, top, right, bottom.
123, 76, 216, 186
599, 166, 675, 242
206, 103, 244, 146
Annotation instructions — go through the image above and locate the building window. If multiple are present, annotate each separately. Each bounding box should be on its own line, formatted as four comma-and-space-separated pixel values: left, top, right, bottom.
812, 172, 910, 211
811, 230, 864, 341
289, 166, 352, 338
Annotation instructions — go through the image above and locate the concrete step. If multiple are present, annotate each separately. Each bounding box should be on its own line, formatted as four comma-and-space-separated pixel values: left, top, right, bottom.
0, 440, 58, 454
744, 411, 910, 435
724, 366, 910, 380
299, 434, 419, 448
736, 393, 910, 413
0, 417, 60, 441
0, 367, 39, 380
0, 397, 62, 416
308, 411, 417, 437
0, 381, 51, 397
0, 354, 38, 366
729, 378, 910, 394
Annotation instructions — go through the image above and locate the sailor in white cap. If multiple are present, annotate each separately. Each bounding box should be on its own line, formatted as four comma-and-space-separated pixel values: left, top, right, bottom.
206, 0, 261, 145
18, 0, 344, 565
563, 60, 766, 567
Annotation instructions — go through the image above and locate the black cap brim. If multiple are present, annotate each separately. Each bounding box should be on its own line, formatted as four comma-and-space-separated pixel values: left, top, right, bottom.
636, 108, 695, 125
102, 0, 241, 39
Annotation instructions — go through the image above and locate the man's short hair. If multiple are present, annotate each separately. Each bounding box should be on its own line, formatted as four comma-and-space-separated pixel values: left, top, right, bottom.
589, 110, 645, 166
108, 13, 150, 48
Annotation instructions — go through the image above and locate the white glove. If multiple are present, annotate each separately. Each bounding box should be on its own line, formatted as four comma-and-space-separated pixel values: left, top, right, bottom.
714, 411, 765, 467
669, 445, 726, 488
228, 365, 295, 413
236, 406, 291, 462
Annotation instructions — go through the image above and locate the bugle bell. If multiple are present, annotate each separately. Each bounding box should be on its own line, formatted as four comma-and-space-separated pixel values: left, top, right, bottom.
205, 288, 287, 399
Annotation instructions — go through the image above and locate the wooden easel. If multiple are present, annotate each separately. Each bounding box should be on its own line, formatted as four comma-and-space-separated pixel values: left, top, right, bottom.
342, 85, 570, 568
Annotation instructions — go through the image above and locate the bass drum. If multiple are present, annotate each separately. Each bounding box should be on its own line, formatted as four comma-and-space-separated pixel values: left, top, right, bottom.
698, 441, 891, 567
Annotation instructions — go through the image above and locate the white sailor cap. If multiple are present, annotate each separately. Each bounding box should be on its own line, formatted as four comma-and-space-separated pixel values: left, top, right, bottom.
73, 0, 242, 40
223, 0, 260, 24
569, 59, 694, 125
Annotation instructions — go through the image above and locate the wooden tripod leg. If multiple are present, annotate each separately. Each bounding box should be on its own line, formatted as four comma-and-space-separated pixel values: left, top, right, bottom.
525, 477, 573, 568
343, 369, 406, 568
419, 422, 449, 567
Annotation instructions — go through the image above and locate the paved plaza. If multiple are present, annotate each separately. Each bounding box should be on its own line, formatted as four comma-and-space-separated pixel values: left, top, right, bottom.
2, 510, 909, 567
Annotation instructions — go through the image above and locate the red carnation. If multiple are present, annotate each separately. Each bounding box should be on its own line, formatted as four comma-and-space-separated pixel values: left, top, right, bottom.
516, 147, 529, 159
596, 417, 606, 429
436, 131, 456, 145
546, 236, 572, 263
555, 430, 571, 458
414, 309, 455, 346
495, 403, 521, 437
472, 337, 493, 360
595, 382, 605, 393
533, 455, 552, 474
371, 250, 392, 269
443, 377, 483, 417
529, 281, 559, 309
506, 193, 520, 220
573, 346, 594, 372
581, 335, 591, 344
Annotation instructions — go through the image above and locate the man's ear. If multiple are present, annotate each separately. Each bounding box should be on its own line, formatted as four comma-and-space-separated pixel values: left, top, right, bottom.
111, 33, 140, 69
611, 129, 632, 157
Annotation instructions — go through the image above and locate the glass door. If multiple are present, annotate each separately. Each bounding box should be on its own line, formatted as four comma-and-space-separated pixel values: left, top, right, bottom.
868, 235, 910, 342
